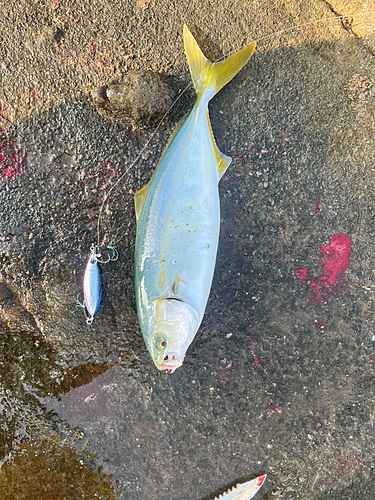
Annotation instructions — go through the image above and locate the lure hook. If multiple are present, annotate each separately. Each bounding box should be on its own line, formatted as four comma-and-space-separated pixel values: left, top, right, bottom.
75, 293, 85, 308
107, 246, 119, 262
75, 293, 95, 324
95, 245, 119, 264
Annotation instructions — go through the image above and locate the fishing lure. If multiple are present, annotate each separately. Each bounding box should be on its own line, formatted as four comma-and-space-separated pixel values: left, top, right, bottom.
76, 245, 118, 324
212, 475, 266, 500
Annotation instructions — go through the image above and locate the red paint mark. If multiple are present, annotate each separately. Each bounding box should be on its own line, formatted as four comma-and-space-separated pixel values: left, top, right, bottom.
235, 152, 248, 166
312, 416, 330, 433
221, 369, 232, 383
269, 405, 276, 411
97, 159, 121, 184
295, 268, 308, 282
338, 457, 360, 469
257, 475, 266, 487
314, 318, 328, 326
319, 235, 352, 285
328, 457, 362, 472
253, 359, 260, 365
295, 234, 352, 303
0, 131, 27, 180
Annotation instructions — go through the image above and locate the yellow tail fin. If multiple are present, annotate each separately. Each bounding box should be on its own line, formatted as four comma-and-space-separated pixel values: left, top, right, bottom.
183, 25, 256, 100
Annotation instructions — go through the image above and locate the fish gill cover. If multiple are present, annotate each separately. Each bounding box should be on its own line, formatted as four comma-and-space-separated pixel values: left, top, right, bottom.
296, 234, 352, 304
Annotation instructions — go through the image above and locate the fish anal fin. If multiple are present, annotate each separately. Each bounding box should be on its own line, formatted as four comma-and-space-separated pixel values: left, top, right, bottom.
207, 109, 232, 180
215, 146, 232, 181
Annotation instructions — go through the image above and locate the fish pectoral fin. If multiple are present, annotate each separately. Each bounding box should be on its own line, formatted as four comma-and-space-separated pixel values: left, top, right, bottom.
171, 272, 185, 295
134, 182, 150, 223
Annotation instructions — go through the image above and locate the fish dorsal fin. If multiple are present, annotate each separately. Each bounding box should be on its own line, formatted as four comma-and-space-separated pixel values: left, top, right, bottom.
134, 113, 189, 223
134, 182, 150, 223
206, 109, 232, 180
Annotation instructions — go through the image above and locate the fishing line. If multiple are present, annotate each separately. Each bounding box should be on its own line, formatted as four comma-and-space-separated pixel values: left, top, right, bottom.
79, 9, 374, 323
218, 10, 375, 62
96, 9, 375, 249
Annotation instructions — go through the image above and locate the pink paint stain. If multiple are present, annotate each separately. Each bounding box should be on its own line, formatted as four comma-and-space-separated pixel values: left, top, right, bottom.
314, 318, 328, 326
0, 130, 26, 180
296, 234, 352, 304
295, 268, 308, 282
221, 369, 232, 383
315, 202, 321, 217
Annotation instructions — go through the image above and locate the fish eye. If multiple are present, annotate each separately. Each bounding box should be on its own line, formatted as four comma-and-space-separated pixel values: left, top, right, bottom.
156, 337, 167, 350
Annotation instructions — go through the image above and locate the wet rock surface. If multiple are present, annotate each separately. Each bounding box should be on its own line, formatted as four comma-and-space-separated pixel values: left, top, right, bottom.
0, 1, 374, 499
92, 71, 177, 126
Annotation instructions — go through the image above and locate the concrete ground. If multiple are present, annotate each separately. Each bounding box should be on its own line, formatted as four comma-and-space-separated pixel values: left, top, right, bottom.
0, 1, 374, 499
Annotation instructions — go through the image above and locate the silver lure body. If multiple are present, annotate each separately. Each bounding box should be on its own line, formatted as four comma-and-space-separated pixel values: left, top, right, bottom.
83, 251, 102, 319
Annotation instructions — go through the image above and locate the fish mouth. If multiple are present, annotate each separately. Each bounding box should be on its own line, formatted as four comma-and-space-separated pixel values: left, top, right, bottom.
160, 353, 183, 373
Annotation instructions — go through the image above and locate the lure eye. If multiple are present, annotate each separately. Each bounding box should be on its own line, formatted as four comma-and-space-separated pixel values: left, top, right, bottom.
156, 338, 167, 350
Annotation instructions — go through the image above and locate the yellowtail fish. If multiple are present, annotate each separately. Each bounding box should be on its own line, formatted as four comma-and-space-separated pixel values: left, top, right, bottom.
134, 25, 256, 372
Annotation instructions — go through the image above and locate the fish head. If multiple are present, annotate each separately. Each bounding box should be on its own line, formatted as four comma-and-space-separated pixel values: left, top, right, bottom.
149, 296, 200, 373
